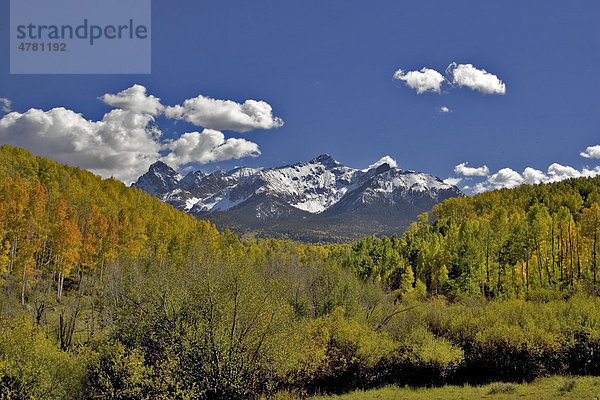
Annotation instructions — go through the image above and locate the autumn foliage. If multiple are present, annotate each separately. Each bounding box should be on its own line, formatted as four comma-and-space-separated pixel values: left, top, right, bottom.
3, 145, 600, 398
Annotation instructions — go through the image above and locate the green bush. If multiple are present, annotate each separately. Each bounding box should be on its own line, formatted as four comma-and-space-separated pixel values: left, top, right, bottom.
83, 339, 152, 400
391, 327, 464, 385
289, 308, 397, 393
0, 317, 85, 400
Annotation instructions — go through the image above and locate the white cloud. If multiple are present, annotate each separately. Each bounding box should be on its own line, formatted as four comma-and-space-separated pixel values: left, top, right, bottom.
583, 166, 600, 177
368, 155, 398, 169
472, 168, 525, 193
488, 168, 524, 188
446, 63, 506, 95
439, 106, 451, 113
443, 177, 462, 186
580, 145, 600, 159
522, 167, 547, 185
165, 95, 284, 132
0, 85, 285, 184
99, 84, 164, 116
454, 162, 489, 177
472, 183, 488, 194
393, 67, 445, 94
0, 107, 161, 184
161, 129, 260, 168
0, 98, 11, 113
0, 107, 263, 185
547, 163, 582, 181
462, 160, 600, 194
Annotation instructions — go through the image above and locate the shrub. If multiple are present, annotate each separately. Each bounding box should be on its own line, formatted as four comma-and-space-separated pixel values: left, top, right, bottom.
0, 317, 85, 399
83, 340, 152, 400
289, 307, 397, 393
384, 327, 464, 386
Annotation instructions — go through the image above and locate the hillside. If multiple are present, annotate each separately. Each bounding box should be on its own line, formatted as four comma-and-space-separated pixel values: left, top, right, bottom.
2, 145, 600, 399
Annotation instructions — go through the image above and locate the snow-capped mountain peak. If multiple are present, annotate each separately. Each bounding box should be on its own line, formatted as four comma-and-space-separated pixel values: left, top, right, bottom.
132, 155, 462, 240
134, 161, 182, 196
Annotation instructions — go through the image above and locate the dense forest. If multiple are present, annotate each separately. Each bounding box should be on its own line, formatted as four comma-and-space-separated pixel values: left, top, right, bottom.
2, 144, 600, 399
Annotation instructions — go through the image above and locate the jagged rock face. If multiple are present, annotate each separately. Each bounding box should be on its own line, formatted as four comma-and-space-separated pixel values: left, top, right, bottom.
134, 161, 182, 196
133, 155, 463, 241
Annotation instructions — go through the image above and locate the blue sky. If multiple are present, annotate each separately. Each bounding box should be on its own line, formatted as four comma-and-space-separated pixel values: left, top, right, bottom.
1, 0, 599, 193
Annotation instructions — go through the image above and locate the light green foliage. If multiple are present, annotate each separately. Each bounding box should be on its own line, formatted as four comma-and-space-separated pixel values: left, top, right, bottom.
397, 264, 414, 295
415, 279, 427, 296
0, 317, 85, 399
382, 295, 600, 382
397, 327, 463, 374
289, 307, 397, 392
83, 340, 152, 400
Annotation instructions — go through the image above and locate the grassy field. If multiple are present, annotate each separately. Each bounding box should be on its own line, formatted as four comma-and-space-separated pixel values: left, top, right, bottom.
271, 376, 600, 400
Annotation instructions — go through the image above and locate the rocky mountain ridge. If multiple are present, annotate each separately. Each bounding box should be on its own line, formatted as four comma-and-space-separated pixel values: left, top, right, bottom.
133, 155, 462, 242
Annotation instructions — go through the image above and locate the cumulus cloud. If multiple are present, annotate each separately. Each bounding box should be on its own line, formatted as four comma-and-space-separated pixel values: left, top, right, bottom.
473, 168, 523, 194
522, 167, 547, 185
368, 155, 398, 169
439, 106, 451, 113
161, 129, 260, 168
547, 166, 600, 181
566, 165, 600, 179
583, 166, 600, 177
454, 162, 489, 177
99, 84, 164, 116
488, 168, 524, 188
443, 177, 462, 186
547, 163, 583, 181
446, 63, 506, 95
472, 183, 487, 193
165, 95, 284, 132
466, 162, 600, 194
0, 107, 161, 184
0, 98, 11, 113
393, 67, 445, 94
0, 85, 283, 184
581, 145, 600, 159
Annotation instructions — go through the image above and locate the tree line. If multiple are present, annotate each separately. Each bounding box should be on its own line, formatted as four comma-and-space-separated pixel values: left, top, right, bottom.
344, 176, 600, 298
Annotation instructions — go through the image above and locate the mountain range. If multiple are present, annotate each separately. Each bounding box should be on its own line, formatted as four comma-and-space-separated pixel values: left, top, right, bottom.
133, 154, 463, 242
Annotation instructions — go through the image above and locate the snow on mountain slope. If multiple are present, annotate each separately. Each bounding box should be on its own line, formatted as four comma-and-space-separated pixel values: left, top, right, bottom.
133, 154, 462, 219
134, 161, 182, 196
256, 154, 360, 213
